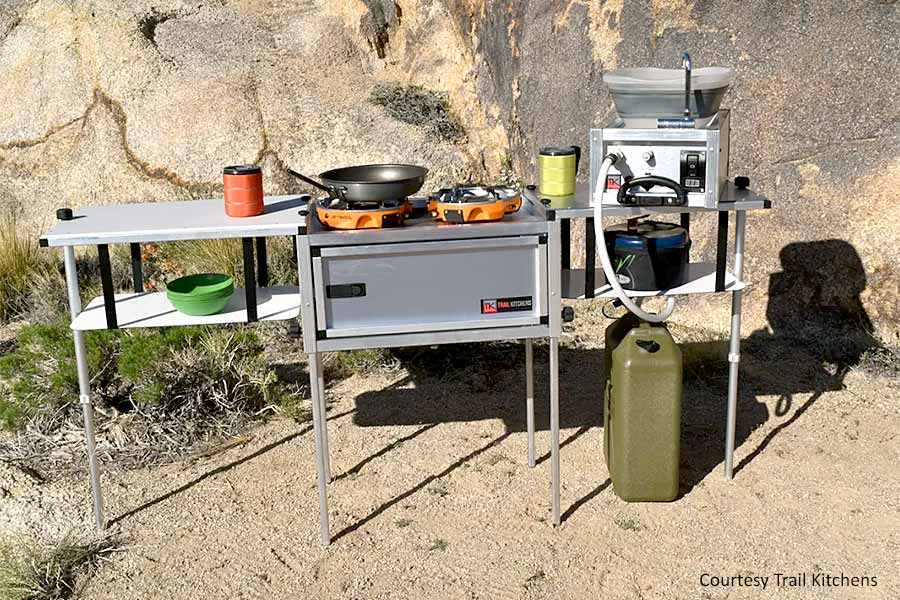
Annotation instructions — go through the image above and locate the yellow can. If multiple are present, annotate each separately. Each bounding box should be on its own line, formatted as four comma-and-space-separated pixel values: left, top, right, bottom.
538, 146, 580, 196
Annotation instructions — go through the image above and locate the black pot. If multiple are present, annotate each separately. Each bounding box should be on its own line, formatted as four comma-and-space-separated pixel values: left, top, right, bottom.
604, 221, 690, 291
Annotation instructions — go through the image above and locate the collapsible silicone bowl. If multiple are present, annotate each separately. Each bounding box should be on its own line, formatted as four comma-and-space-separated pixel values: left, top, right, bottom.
166, 273, 235, 316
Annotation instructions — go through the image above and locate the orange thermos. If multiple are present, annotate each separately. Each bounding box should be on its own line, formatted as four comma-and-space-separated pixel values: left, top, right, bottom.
223, 165, 264, 217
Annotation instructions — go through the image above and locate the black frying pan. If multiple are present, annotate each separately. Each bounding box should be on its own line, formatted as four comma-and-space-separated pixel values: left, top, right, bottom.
288, 164, 428, 203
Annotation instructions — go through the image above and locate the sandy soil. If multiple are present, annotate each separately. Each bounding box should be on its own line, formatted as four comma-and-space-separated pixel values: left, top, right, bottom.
2, 318, 899, 600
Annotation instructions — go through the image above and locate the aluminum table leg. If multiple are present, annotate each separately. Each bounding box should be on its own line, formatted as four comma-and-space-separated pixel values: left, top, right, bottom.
318, 370, 331, 482
525, 339, 535, 468
724, 211, 746, 480
63, 247, 104, 530
550, 337, 560, 525
308, 352, 330, 545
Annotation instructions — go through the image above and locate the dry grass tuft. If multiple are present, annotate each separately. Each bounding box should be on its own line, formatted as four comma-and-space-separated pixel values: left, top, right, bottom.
0, 213, 52, 322
856, 344, 900, 378
324, 349, 401, 378
0, 324, 305, 474
0, 534, 122, 600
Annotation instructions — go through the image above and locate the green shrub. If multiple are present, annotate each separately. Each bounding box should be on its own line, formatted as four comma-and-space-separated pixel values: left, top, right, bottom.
124, 327, 281, 416
369, 82, 465, 141
0, 322, 298, 436
0, 323, 119, 430
0, 213, 52, 322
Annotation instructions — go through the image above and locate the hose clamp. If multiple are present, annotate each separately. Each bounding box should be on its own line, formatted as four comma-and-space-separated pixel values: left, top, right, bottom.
728, 352, 741, 363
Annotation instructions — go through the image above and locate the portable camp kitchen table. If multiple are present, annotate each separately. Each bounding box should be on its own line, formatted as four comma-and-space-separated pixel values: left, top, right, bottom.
39, 196, 310, 530
39, 182, 768, 543
39, 194, 564, 541
297, 196, 561, 544
523, 179, 771, 481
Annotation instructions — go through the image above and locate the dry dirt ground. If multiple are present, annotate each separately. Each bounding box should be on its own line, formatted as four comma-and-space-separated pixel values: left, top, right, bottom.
2, 317, 899, 600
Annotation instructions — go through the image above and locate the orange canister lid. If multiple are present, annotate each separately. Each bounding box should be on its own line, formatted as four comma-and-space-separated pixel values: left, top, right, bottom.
223, 164, 261, 175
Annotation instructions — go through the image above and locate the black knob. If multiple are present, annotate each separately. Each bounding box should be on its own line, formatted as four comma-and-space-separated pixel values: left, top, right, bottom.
526, 184, 537, 191
56, 207, 73, 221
540, 198, 551, 206
735, 176, 750, 190
298, 209, 309, 217
562, 306, 575, 323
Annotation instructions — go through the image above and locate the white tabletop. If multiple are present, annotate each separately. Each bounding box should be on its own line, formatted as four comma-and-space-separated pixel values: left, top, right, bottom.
41, 195, 309, 246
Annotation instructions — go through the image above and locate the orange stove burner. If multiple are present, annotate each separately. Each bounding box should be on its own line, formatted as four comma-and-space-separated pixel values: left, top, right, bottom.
428, 186, 522, 223
315, 200, 411, 230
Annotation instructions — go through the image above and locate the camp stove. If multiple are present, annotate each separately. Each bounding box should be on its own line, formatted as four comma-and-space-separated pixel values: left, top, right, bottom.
591, 54, 734, 209
428, 185, 522, 223
300, 194, 556, 340
311, 185, 523, 230
313, 195, 412, 230
295, 191, 566, 544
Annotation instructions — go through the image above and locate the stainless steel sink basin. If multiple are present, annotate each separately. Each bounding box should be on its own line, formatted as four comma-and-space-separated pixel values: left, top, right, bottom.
603, 67, 734, 119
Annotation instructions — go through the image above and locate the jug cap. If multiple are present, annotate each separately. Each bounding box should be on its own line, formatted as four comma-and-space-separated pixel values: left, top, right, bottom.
539, 146, 577, 156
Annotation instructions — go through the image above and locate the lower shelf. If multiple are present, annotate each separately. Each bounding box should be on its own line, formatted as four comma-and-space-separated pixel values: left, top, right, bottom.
562, 263, 745, 300
71, 285, 301, 330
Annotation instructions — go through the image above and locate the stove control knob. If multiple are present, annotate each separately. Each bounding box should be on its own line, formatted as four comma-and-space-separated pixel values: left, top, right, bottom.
642, 150, 654, 162
561, 306, 575, 323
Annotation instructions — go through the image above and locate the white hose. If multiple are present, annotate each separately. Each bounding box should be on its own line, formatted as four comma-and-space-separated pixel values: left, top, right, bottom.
593, 154, 676, 322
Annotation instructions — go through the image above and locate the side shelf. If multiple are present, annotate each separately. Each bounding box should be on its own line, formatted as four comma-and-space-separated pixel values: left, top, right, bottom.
562, 263, 745, 300
71, 285, 301, 330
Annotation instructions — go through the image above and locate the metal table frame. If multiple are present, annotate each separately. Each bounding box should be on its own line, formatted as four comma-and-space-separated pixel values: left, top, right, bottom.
525, 181, 771, 480
38, 182, 768, 539
40, 196, 309, 529
296, 200, 564, 545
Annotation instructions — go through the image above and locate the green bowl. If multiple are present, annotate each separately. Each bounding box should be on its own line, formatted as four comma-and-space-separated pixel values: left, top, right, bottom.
166, 273, 235, 316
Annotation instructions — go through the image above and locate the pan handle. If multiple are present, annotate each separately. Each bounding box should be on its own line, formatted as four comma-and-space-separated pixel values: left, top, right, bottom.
287, 169, 332, 194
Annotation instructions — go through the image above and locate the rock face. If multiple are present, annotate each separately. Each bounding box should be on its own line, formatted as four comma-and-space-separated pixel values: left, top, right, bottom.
2, 0, 899, 341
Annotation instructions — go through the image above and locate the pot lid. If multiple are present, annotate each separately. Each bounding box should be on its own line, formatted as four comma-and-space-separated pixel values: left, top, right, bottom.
607, 221, 689, 249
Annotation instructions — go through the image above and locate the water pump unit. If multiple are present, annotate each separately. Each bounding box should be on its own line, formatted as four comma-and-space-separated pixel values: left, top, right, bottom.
591, 57, 734, 209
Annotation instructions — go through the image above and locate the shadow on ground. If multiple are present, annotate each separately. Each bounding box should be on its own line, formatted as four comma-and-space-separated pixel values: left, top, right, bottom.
351, 239, 878, 508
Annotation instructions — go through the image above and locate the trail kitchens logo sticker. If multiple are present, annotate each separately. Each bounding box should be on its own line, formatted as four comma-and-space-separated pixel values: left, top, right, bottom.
481, 296, 533, 314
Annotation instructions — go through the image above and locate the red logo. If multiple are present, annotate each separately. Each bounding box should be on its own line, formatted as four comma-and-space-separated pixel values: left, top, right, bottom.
482, 300, 498, 313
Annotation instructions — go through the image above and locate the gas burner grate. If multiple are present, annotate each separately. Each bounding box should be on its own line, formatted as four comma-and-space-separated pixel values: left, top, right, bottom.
428, 185, 522, 223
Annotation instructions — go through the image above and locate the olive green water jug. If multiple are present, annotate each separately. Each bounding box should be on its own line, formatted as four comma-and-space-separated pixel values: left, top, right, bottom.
603, 313, 682, 502
538, 146, 580, 196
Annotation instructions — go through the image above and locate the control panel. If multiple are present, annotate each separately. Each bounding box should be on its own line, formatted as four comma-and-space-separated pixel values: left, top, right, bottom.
590, 110, 730, 209
680, 150, 706, 193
